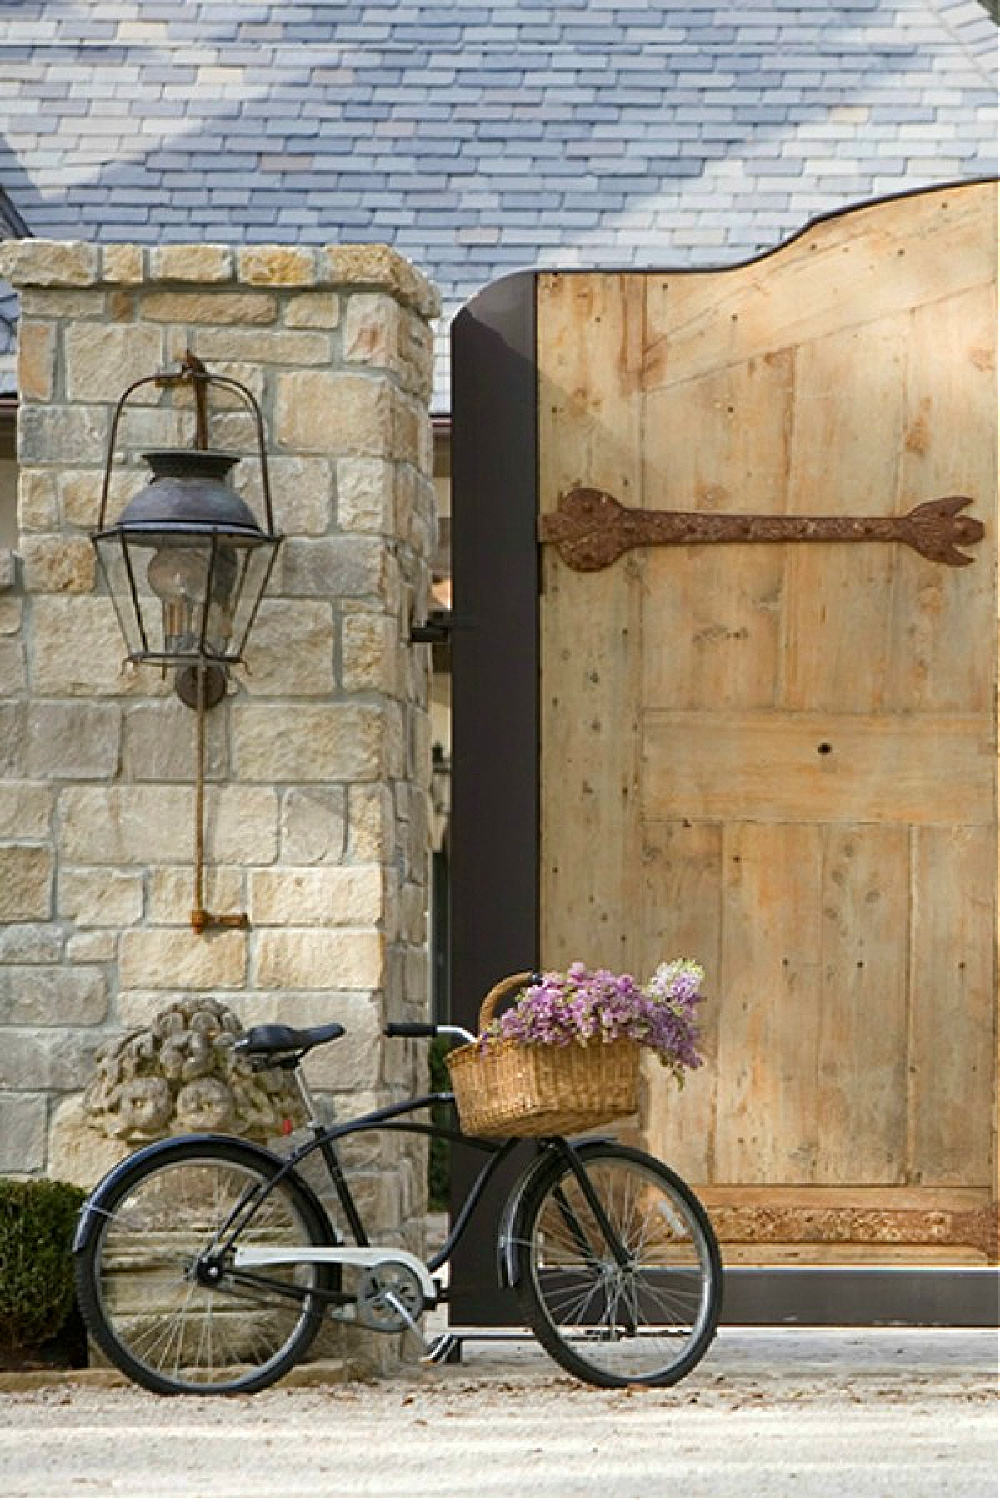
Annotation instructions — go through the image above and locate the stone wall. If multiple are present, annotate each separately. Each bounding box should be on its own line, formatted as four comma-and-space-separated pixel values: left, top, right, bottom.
0, 239, 439, 1268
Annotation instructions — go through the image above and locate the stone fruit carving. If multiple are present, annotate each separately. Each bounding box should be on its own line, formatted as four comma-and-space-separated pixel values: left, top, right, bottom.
83, 996, 305, 1142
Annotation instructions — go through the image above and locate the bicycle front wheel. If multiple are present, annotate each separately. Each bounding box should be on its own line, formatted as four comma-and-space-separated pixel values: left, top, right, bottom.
74, 1137, 336, 1395
514, 1141, 722, 1388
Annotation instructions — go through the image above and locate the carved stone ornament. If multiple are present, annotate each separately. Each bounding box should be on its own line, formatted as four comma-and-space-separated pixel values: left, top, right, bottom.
83, 996, 305, 1143
540, 487, 986, 572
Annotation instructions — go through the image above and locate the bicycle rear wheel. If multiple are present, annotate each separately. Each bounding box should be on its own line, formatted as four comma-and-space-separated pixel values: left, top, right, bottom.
74, 1137, 336, 1395
514, 1141, 722, 1388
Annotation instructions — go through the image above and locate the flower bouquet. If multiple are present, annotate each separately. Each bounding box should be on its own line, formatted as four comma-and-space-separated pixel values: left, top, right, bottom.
446, 959, 706, 1138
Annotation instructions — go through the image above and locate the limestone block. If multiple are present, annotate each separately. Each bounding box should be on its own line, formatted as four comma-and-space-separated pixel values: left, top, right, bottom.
0, 784, 53, 840
234, 455, 333, 536
342, 611, 398, 695
0, 705, 24, 777
280, 787, 347, 865
102, 244, 145, 284
253, 929, 383, 991
65, 322, 166, 403
17, 404, 108, 467
0, 1093, 47, 1173
25, 701, 120, 779
284, 292, 340, 329
337, 458, 393, 534
233, 703, 385, 783
0, 638, 26, 695
0, 239, 98, 288
18, 469, 59, 531
141, 290, 278, 325
250, 865, 382, 926
299, 998, 380, 1091
390, 388, 425, 468
20, 534, 96, 597
18, 289, 106, 322
31, 596, 156, 696
0, 924, 63, 964
275, 370, 392, 457
150, 244, 234, 282
60, 785, 193, 864
0, 552, 16, 591
48, 1096, 130, 1189
0, 1029, 100, 1092
210, 786, 280, 864
343, 293, 401, 368
58, 867, 144, 927
319, 245, 440, 320
275, 536, 383, 599
113, 405, 188, 456
347, 784, 393, 861
192, 326, 330, 366
238, 245, 317, 286
0, 965, 107, 1026
147, 867, 242, 925
66, 931, 117, 964
61, 466, 147, 528
118, 928, 247, 991
241, 599, 335, 697
123, 699, 227, 782
18, 321, 56, 401
0, 595, 23, 634
0, 845, 53, 921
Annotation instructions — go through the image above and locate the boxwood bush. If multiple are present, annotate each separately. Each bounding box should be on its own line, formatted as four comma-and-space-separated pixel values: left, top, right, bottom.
0, 1177, 87, 1356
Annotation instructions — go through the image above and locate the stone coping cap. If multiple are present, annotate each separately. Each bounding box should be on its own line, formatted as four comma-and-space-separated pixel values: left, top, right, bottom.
0, 239, 441, 320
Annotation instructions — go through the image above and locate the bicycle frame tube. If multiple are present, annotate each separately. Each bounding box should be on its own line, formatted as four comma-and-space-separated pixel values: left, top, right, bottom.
216, 1091, 518, 1267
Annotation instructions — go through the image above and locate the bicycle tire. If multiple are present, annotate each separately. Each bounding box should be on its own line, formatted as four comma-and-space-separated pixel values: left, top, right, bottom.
74, 1136, 337, 1395
513, 1141, 722, 1388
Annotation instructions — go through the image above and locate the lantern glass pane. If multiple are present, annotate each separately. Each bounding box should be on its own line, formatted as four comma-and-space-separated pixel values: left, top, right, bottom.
228, 541, 280, 657
93, 533, 147, 659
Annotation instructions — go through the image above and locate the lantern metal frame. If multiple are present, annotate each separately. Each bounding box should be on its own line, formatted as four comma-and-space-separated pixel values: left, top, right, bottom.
91, 353, 283, 934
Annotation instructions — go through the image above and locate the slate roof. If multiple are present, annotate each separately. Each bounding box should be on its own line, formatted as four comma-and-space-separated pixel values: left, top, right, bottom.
0, 0, 996, 408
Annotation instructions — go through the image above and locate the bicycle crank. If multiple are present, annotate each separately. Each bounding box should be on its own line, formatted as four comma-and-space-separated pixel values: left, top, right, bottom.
356, 1260, 426, 1333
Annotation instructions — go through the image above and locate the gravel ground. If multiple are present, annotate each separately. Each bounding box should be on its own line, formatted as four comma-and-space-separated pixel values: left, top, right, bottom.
0, 1329, 996, 1499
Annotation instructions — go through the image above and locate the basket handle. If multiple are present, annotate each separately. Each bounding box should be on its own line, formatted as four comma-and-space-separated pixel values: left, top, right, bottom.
477, 971, 535, 1032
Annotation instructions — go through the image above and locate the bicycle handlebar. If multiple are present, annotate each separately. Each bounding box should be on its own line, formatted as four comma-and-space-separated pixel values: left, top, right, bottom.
385, 1021, 476, 1044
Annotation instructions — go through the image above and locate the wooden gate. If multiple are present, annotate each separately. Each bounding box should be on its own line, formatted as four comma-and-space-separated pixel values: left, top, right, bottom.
449, 182, 997, 1324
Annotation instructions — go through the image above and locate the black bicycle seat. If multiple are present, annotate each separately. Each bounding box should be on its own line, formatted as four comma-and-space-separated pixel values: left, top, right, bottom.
234, 1022, 346, 1060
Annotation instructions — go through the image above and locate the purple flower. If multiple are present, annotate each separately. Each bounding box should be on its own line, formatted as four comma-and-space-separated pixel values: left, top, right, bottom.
478, 958, 707, 1082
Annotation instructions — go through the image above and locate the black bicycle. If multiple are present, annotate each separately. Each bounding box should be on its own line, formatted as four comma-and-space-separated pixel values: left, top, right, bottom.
73, 1009, 723, 1395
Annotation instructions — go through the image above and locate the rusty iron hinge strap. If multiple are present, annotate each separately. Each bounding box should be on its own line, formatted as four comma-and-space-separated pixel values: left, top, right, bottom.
539, 488, 985, 572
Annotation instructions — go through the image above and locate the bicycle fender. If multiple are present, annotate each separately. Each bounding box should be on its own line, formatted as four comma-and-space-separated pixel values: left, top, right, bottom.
72, 1133, 334, 1254
496, 1136, 615, 1288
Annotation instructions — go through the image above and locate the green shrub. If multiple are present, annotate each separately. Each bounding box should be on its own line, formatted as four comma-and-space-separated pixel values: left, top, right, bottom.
0, 1177, 87, 1353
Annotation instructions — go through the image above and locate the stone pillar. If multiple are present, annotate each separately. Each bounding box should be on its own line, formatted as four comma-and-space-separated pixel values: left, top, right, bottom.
0, 240, 439, 1264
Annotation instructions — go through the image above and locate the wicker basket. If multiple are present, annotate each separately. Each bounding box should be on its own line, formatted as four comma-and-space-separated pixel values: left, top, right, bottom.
446, 971, 641, 1138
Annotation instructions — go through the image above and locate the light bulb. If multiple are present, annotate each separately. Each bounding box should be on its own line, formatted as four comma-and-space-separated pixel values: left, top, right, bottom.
147, 547, 208, 656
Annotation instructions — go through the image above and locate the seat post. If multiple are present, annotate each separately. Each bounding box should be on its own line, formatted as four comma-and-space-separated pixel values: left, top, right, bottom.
291, 1061, 327, 1132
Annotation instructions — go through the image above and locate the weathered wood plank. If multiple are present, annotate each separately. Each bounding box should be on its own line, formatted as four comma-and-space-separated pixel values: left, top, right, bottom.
780, 317, 909, 712
538, 273, 645, 974
640, 351, 794, 711
639, 820, 723, 1183
814, 824, 910, 1184
908, 825, 997, 1186
643, 711, 991, 826
643, 181, 997, 391
714, 822, 825, 1184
